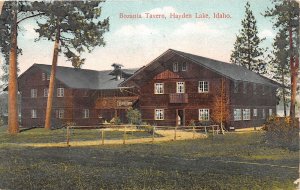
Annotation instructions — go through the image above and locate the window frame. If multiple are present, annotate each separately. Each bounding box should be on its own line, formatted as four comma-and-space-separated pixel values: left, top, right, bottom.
154, 109, 164, 120
198, 81, 209, 93
154, 83, 164, 94
182, 62, 187, 71
253, 108, 258, 117
31, 89, 37, 98
31, 109, 37, 118
57, 88, 64, 97
42, 73, 46, 81
173, 62, 178, 72
44, 88, 49, 97
269, 108, 273, 116
199, 109, 210, 121
242, 109, 251, 120
262, 109, 266, 119
176, 82, 185, 93
83, 109, 89, 119
57, 109, 64, 119
234, 109, 242, 121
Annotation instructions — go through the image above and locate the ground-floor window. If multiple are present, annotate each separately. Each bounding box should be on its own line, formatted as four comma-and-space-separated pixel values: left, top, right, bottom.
234, 109, 242, 121
56, 109, 64, 119
155, 109, 164, 120
269, 109, 272, 116
242, 109, 250, 120
31, 109, 37, 118
83, 109, 89, 118
253, 109, 257, 117
262, 109, 266, 119
199, 109, 209, 121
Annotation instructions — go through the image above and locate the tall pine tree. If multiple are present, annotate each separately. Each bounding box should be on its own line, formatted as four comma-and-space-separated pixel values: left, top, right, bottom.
270, 28, 290, 117
31, 1, 109, 129
230, 2, 266, 74
265, 0, 299, 122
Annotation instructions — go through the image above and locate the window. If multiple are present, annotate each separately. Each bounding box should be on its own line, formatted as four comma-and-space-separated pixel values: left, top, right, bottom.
253, 84, 257, 95
199, 109, 209, 121
243, 109, 250, 120
234, 109, 242, 121
234, 82, 238, 93
57, 109, 64, 119
42, 73, 46, 81
269, 109, 273, 116
173, 62, 178, 72
182, 62, 187, 71
83, 109, 89, 118
155, 109, 164, 120
176, 82, 185, 93
31, 89, 37, 98
253, 109, 257, 117
262, 85, 265, 95
243, 83, 247, 94
44, 88, 49, 97
47, 73, 50, 80
31, 109, 37, 118
154, 83, 164, 94
198, 81, 209, 93
57, 88, 64, 97
262, 109, 266, 119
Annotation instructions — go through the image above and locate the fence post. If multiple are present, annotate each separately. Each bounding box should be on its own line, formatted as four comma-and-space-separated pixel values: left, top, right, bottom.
193, 126, 195, 139
123, 126, 126, 145
152, 126, 155, 142
212, 126, 215, 136
66, 126, 70, 147
101, 130, 104, 145
174, 126, 177, 140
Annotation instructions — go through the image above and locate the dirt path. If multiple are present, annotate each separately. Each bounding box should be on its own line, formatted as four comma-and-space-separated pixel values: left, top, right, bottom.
20, 129, 207, 147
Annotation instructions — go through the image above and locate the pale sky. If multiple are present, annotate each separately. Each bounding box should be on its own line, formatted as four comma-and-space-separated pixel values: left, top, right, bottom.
1, 0, 277, 76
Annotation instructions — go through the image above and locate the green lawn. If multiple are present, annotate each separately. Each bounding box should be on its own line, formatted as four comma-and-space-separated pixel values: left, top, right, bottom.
0, 127, 298, 190
0, 127, 157, 144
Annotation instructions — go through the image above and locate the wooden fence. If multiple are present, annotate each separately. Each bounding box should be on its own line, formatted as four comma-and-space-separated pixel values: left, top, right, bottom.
65, 124, 222, 146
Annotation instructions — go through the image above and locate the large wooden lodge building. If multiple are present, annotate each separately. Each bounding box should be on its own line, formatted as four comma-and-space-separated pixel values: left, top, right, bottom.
18, 49, 279, 129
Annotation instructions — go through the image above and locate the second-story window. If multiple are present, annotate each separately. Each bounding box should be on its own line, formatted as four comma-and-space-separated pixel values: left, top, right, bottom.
176, 82, 185, 93
198, 81, 209, 93
44, 88, 49, 97
253, 83, 257, 95
173, 62, 178, 72
154, 83, 164, 94
182, 63, 187, 71
47, 73, 50, 80
31, 89, 37, 98
42, 73, 46, 81
243, 83, 247, 94
83, 109, 89, 118
57, 88, 64, 97
234, 82, 238, 93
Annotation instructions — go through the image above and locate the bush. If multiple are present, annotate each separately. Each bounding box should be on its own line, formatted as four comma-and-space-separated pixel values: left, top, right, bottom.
110, 116, 121, 125
126, 108, 142, 125
263, 116, 299, 151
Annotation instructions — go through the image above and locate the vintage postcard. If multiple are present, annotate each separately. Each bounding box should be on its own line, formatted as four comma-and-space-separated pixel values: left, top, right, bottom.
0, 0, 299, 189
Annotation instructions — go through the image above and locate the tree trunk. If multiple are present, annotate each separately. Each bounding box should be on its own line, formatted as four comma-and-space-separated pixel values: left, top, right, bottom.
8, 3, 19, 134
44, 24, 60, 130
289, 26, 298, 124
281, 70, 287, 117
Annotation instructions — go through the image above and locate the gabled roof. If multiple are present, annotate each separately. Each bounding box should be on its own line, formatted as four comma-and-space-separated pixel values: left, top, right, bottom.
22, 64, 137, 90
121, 49, 280, 87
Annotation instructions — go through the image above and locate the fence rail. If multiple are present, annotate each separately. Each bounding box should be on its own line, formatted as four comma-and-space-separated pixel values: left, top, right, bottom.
65, 124, 222, 147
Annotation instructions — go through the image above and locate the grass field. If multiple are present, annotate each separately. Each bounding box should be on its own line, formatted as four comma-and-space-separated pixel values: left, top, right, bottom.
0, 127, 298, 190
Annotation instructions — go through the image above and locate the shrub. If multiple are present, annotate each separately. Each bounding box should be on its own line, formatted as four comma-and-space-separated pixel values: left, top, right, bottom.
110, 116, 121, 125
126, 108, 142, 125
263, 116, 299, 151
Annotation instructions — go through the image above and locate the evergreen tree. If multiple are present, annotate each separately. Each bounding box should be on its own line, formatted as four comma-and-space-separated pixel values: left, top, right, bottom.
31, 1, 109, 129
230, 2, 266, 74
0, 1, 44, 134
270, 28, 290, 117
265, 0, 299, 122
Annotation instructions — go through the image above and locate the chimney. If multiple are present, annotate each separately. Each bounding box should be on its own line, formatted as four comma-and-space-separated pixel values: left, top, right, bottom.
111, 63, 124, 80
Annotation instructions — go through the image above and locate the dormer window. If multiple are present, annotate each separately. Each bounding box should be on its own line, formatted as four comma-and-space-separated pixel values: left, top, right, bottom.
234, 82, 238, 93
173, 62, 178, 72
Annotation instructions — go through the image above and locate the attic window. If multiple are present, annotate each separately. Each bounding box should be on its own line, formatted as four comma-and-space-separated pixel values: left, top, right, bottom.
42, 73, 46, 81
182, 63, 187, 71
173, 62, 178, 72
234, 82, 238, 93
